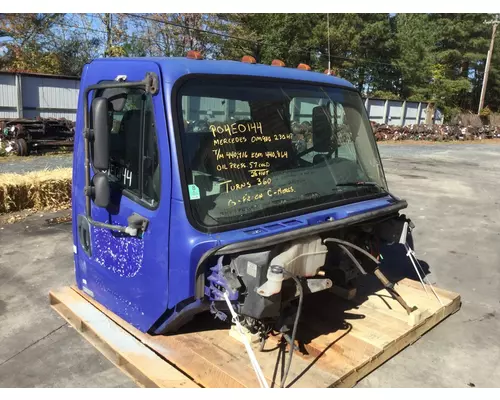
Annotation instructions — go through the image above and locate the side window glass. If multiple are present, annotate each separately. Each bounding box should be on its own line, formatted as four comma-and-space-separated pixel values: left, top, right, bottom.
98, 87, 160, 207
108, 89, 142, 195
142, 96, 160, 205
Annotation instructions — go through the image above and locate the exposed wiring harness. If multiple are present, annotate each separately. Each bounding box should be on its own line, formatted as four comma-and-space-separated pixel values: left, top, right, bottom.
279, 268, 303, 389
337, 244, 368, 275
224, 266, 304, 388
223, 292, 269, 388
272, 251, 326, 387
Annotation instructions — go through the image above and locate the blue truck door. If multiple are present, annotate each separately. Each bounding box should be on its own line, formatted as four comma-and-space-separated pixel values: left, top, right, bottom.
74, 61, 171, 332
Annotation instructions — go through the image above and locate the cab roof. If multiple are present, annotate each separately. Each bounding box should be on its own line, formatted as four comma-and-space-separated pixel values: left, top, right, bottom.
90, 57, 356, 90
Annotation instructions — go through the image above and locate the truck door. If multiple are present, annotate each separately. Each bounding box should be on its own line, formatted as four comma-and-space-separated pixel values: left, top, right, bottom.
73, 61, 171, 332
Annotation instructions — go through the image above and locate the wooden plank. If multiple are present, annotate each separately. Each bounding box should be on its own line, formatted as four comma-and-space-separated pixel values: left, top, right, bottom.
49, 287, 199, 388
74, 287, 257, 388
398, 278, 458, 304
48, 279, 461, 388
333, 292, 461, 387
200, 324, 339, 388
77, 286, 338, 388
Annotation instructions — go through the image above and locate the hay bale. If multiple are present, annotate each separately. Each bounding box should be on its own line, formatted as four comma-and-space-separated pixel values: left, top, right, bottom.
0, 168, 72, 214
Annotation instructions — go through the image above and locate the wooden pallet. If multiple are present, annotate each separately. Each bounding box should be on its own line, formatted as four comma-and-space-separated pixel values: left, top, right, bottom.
49, 278, 460, 388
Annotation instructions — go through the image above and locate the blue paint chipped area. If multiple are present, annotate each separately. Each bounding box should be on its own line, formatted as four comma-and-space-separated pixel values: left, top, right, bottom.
78, 257, 148, 331
92, 227, 144, 278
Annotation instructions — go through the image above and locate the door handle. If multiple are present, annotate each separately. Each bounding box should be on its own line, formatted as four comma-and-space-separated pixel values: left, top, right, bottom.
127, 213, 149, 238
77, 214, 92, 256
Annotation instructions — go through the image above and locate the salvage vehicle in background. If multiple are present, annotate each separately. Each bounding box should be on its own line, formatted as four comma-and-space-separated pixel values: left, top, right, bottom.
0, 117, 75, 156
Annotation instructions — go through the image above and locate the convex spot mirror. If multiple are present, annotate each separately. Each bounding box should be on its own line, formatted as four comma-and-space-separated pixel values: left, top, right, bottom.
92, 172, 110, 208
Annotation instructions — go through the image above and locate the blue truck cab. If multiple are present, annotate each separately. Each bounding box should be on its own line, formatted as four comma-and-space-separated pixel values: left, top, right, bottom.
73, 53, 410, 336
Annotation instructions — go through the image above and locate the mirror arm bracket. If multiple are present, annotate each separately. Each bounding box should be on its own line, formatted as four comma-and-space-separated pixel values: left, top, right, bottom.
86, 218, 140, 237
81, 214, 146, 238
83, 128, 94, 140
84, 186, 94, 197
145, 72, 159, 95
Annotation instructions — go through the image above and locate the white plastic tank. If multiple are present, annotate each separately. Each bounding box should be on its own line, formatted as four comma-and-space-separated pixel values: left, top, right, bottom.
257, 236, 327, 297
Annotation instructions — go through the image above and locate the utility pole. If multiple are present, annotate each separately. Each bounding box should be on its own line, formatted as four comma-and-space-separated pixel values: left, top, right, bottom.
478, 16, 500, 115
327, 13, 331, 75
104, 13, 112, 57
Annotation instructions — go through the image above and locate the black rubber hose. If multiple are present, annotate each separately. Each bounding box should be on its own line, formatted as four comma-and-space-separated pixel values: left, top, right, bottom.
338, 244, 367, 275
280, 269, 303, 388
323, 237, 380, 265
326, 238, 415, 314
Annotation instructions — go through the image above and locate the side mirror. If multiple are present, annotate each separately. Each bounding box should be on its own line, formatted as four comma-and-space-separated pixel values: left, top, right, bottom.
92, 97, 110, 171
312, 105, 337, 153
92, 172, 110, 208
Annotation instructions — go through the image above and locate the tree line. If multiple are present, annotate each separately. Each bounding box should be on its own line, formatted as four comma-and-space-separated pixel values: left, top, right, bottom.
0, 13, 499, 120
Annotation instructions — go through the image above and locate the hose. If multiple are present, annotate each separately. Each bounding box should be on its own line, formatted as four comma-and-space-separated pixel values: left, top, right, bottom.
338, 244, 367, 275
323, 237, 380, 265
324, 237, 416, 315
280, 269, 303, 388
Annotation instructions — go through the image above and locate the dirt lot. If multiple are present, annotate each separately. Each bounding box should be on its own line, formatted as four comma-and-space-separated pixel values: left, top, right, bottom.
0, 143, 499, 387
378, 138, 500, 146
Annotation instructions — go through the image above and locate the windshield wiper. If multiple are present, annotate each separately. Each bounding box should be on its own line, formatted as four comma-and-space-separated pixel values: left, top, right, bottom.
335, 181, 387, 191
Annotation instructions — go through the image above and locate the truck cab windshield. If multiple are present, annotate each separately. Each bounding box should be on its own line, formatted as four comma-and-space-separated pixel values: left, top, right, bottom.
176, 77, 387, 230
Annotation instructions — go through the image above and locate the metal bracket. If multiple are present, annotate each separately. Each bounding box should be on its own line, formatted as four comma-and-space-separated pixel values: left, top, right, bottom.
126, 213, 149, 238
209, 302, 228, 322
296, 277, 333, 296
145, 72, 160, 95
83, 128, 93, 140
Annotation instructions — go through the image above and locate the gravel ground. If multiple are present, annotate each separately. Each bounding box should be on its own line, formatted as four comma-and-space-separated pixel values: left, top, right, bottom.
379, 142, 500, 158
0, 154, 73, 174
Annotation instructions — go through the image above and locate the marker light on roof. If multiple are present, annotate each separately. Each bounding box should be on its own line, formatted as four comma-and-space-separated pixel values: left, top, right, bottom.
297, 63, 311, 71
186, 50, 203, 60
271, 59, 285, 67
241, 55, 256, 64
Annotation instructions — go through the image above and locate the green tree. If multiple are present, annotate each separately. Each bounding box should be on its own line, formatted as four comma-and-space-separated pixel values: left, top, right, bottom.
0, 13, 100, 76
0, 14, 65, 74
219, 13, 321, 65
429, 14, 490, 111
221, 13, 398, 95
392, 13, 496, 116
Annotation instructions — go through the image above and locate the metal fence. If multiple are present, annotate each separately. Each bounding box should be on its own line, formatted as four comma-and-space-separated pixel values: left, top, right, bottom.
0, 71, 443, 124
182, 96, 444, 126
363, 98, 444, 125
0, 72, 79, 121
